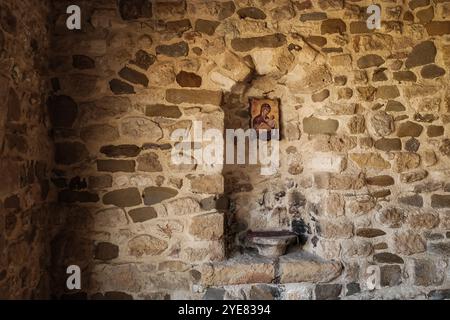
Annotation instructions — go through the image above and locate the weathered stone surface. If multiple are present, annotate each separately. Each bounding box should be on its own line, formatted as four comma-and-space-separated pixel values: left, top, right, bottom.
199, 254, 274, 286
374, 138, 401, 152
130, 50, 155, 70
399, 194, 423, 207
303, 117, 339, 134
427, 242, 450, 257
195, 19, 220, 35
103, 188, 142, 207
366, 175, 395, 186
317, 220, 353, 239
118, 67, 149, 87
373, 252, 404, 264
190, 175, 224, 194
377, 208, 405, 228
312, 89, 330, 102
394, 231, 426, 255
405, 138, 420, 152
81, 124, 120, 143
176, 71, 202, 88
128, 235, 168, 257
431, 195, 450, 208
109, 79, 135, 95
95, 242, 119, 260
118, 0, 152, 20
315, 173, 365, 190
47, 95, 78, 128
300, 12, 327, 21
356, 228, 386, 238
348, 115, 365, 134
165, 197, 201, 216
350, 153, 390, 169
411, 258, 444, 286
121, 117, 162, 140
427, 125, 444, 137
143, 187, 178, 205
395, 153, 420, 173
405, 41, 436, 69
137, 152, 163, 172
156, 41, 189, 57
441, 139, 450, 157
166, 89, 222, 105
314, 284, 342, 300
128, 207, 158, 223
357, 54, 385, 69
425, 21, 450, 36
279, 251, 342, 283
79, 96, 131, 123
94, 207, 128, 228
421, 64, 446, 79
97, 160, 136, 173
189, 212, 223, 240
393, 71, 417, 82
237, 7, 266, 20
407, 212, 439, 230
385, 100, 406, 112
321, 19, 346, 34
55, 142, 89, 165
371, 111, 394, 137
400, 170, 428, 183
100, 145, 141, 158
375, 86, 400, 100
380, 265, 402, 287
231, 34, 287, 52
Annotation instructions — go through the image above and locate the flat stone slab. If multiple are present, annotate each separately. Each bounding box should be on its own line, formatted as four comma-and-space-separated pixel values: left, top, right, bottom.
278, 251, 342, 284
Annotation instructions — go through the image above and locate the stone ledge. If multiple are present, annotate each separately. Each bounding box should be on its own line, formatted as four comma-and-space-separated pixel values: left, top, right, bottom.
197, 254, 275, 286
278, 251, 342, 284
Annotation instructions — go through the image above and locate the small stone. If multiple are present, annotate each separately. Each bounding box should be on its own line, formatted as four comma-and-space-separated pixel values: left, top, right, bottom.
373, 68, 388, 82
315, 284, 342, 300
195, 19, 220, 35
118, 67, 149, 87
97, 160, 135, 173
393, 231, 426, 255
230, 34, 287, 52
100, 145, 141, 158
421, 64, 446, 79
118, 0, 152, 20
412, 258, 444, 286
397, 121, 423, 137
380, 265, 402, 287
366, 175, 394, 186
399, 194, 423, 207
300, 12, 327, 21
156, 41, 189, 57
146, 104, 182, 119
407, 212, 439, 230
321, 19, 346, 34
357, 54, 385, 69
103, 188, 142, 207
371, 111, 394, 137
334, 75, 347, 85
312, 89, 330, 102
128, 235, 168, 257
356, 228, 386, 238
143, 187, 178, 205
393, 71, 417, 82
237, 7, 267, 20
176, 71, 202, 87
95, 242, 119, 260
349, 153, 390, 169
109, 79, 135, 95
375, 85, 400, 100
190, 212, 223, 240
128, 207, 158, 223
190, 175, 224, 194
405, 41, 436, 69
400, 170, 428, 183
405, 138, 420, 152
73, 55, 95, 69
374, 138, 401, 152
431, 195, 450, 208
377, 208, 405, 228
385, 100, 406, 112
130, 50, 155, 70
427, 126, 444, 137
137, 152, 163, 172
427, 242, 450, 257
348, 115, 365, 134
425, 21, 450, 36
303, 117, 339, 134
338, 88, 353, 100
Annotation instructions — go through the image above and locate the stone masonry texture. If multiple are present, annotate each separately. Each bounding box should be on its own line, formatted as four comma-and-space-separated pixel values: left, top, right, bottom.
1, 0, 450, 300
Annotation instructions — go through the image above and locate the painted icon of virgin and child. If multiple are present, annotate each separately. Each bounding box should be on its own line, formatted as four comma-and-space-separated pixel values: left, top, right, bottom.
250, 98, 280, 139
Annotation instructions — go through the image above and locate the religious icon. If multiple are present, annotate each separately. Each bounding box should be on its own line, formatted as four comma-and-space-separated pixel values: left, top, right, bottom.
250, 98, 280, 140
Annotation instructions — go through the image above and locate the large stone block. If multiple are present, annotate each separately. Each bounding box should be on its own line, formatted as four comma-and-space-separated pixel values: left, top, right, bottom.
189, 212, 224, 240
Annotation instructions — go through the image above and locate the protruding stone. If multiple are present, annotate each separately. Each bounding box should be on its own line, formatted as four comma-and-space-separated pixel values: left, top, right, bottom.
97, 160, 135, 173
395, 152, 420, 173
128, 207, 158, 223
405, 41, 436, 69
421, 64, 446, 79
321, 19, 346, 34
195, 19, 220, 35
130, 50, 155, 70
230, 34, 287, 52
190, 212, 224, 240
137, 152, 163, 172
128, 235, 168, 257
100, 145, 141, 158
237, 7, 267, 20
397, 121, 423, 137
371, 111, 394, 137
357, 54, 385, 69
118, 67, 149, 87
393, 231, 426, 255
109, 79, 135, 95
176, 71, 202, 88
431, 195, 450, 208
143, 187, 178, 205
373, 252, 404, 264
156, 41, 189, 57
374, 138, 401, 151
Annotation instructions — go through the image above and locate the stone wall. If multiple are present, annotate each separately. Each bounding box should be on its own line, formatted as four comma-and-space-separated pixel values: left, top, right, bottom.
0, 0, 53, 299
2, 0, 450, 300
